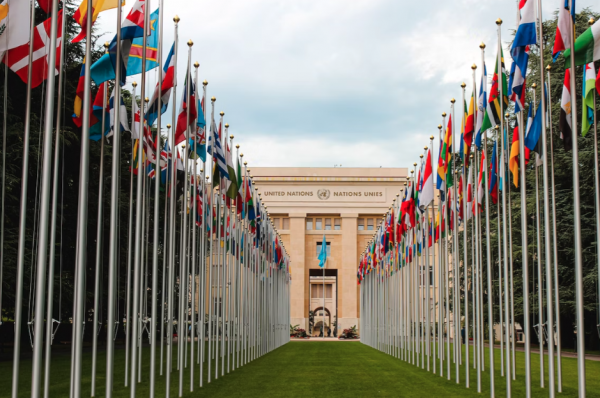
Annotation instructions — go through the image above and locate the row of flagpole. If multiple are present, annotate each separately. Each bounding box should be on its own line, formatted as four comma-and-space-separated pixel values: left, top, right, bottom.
3, 0, 291, 397
359, 0, 599, 397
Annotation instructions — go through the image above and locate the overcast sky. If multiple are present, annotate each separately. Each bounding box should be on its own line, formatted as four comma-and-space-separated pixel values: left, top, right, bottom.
98, 0, 596, 169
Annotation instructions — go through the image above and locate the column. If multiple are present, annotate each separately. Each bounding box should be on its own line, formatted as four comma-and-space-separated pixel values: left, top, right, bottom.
341, 213, 358, 332
289, 213, 306, 330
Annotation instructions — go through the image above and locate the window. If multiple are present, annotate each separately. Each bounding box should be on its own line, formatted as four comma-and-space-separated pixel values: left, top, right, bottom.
357, 218, 364, 231
325, 218, 332, 230
316, 241, 331, 256
312, 284, 323, 298
334, 218, 341, 230
306, 219, 313, 230
367, 218, 374, 230
282, 218, 290, 230
273, 218, 280, 229
315, 218, 322, 230
312, 284, 332, 299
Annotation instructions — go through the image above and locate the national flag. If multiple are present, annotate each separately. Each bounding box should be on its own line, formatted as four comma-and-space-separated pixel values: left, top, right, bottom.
596, 67, 600, 95
437, 115, 453, 188
458, 174, 464, 221
459, 99, 467, 161
477, 150, 486, 210
436, 138, 446, 201
509, 119, 530, 187
481, 48, 508, 133
463, 91, 475, 166
146, 42, 175, 127
174, 67, 197, 145
475, 64, 487, 149
509, 0, 535, 112
90, 0, 146, 86
207, 117, 229, 185
108, 86, 130, 137
37, 0, 62, 14
225, 136, 239, 200
127, 8, 160, 76
564, 18, 600, 68
525, 96, 545, 154
72, 0, 123, 43
90, 82, 108, 141
3, 11, 63, 89
489, 140, 498, 205
466, 165, 473, 221
0, 0, 31, 55
559, 68, 573, 150
552, 0, 572, 61
419, 148, 434, 209
72, 58, 87, 128
582, 62, 596, 136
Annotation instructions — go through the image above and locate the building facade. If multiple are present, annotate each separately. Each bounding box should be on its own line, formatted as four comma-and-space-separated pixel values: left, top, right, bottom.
251, 167, 408, 335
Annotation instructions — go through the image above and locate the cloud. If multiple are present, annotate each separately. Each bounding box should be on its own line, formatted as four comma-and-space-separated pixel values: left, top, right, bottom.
96, 0, 596, 169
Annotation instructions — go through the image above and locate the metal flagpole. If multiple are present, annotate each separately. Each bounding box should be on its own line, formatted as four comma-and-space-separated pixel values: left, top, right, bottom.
501, 115, 511, 393
546, 64, 562, 391
474, 147, 482, 392
518, 104, 532, 397
566, 1, 586, 394
11, 2, 38, 395
470, 64, 478, 381
207, 98, 216, 384
450, 98, 460, 384
461, 83, 470, 387
30, 0, 61, 395
43, 5, 68, 395
149, 0, 165, 393
91, 77, 108, 396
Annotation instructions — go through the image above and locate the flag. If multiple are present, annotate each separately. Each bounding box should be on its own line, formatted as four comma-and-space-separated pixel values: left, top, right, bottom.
475, 64, 487, 149
3, 11, 63, 89
564, 18, 600, 68
464, 91, 475, 166
596, 67, 600, 95
174, 67, 197, 145
582, 62, 596, 136
559, 68, 573, 150
508, 119, 530, 187
525, 97, 544, 154
225, 137, 238, 200
481, 48, 508, 133
108, 86, 130, 137
72, 58, 87, 128
90, 82, 108, 141
437, 115, 453, 187
0, 0, 30, 55
489, 140, 498, 205
72, 0, 123, 43
90, 0, 146, 86
146, 42, 175, 126
459, 99, 467, 161
477, 150, 486, 209
509, 0, 535, 112
419, 148, 434, 209
127, 8, 160, 75
552, 0, 572, 61
207, 118, 229, 184
466, 165, 473, 221
436, 137, 446, 201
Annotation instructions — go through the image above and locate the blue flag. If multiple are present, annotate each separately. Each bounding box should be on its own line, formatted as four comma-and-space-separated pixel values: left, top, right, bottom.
318, 235, 327, 268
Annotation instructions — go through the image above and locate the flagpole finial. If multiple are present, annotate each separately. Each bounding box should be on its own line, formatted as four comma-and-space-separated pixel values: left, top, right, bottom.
546, 65, 552, 71
495, 18, 502, 25
145, 97, 149, 103
420, 154, 424, 159
424, 146, 428, 150
206, 176, 209, 181
174, 15, 181, 23
244, 161, 247, 166
225, 124, 230, 129
396, 193, 400, 197
479, 42, 485, 49
494, 125, 499, 131
450, 98, 455, 104
166, 124, 171, 129
229, 134, 234, 140
236, 144, 240, 149
187, 40, 194, 46
220, 111, 224, 116
589, 18, 595, 25
531, 82, 537, 89
471, 64, 477, 70
200, 168, 204, 173
194, 62, 199, 68
404, 182, 407, 186
442, 112, 446, 117
461, 82, 466, 88
430, 135, 434, 140
211, 97, 216, 102
104, 42, 110, 54
132, 81, 138, 87
505, 112, 510, 118
438, 125, 442, 130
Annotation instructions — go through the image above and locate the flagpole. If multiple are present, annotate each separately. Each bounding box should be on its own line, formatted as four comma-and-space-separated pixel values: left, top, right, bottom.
43, 5, 69, 395
500, 113, 511, 394
11, 1, 37, 395
546, 64, 563, 391
91, 76, 108, 397
470, 63, 478, 381
207, 98, 216, 384
505, 116, 517, 381
106, 0, 125, 393
460, 82, 470, 388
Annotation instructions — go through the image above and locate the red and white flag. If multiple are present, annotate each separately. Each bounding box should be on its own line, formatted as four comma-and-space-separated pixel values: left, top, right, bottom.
3, 11, 63, 89
552, 2, 571, 60
559, 68, 572, 151
419, 148, 434, 209
476, 150, 486, 212
466, 165, 473, 221
0, 0, 31, 57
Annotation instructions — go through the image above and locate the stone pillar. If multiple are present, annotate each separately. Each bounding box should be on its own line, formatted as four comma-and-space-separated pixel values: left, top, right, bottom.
340, 213, 358, 332
289, 213, 306, 330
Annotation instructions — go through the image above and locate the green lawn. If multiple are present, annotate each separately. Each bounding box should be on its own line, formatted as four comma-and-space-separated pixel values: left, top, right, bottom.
1, 341, 599, 397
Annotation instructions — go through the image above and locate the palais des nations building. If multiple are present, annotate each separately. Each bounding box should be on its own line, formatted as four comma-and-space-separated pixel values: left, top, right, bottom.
252, 167, 408, 335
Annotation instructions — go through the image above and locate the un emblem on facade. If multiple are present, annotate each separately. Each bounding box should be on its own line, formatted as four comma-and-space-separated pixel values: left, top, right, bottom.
317, 189, 330, 200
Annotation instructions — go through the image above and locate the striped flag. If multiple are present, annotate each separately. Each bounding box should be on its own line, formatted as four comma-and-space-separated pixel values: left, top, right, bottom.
509, 0, 535, 112
559, 69, 573, 150
481, 48, 508, 133
207, 118, 229, 185
72, 0, 123, 43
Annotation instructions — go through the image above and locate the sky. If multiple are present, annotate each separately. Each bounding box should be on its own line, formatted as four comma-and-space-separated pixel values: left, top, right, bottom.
97, 0, 596, 169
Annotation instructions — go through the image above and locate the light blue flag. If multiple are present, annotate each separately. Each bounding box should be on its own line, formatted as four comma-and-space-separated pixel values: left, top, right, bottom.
318, 235, 327, 268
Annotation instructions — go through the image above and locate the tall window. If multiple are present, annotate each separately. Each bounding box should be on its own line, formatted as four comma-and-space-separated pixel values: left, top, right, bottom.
306, 218, 313, 230
357, 218, 364, 231
282, 218, 290, 229
272, 218, 280, 229
334, 218, 341, 230
325, 218, 332, 230
316, 241, 331, 256
367, 218, 374, 230
315, 218, 322, 230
